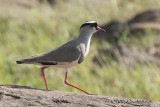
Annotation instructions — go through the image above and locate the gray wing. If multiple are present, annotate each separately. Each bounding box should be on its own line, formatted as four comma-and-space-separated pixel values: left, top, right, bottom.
36, 45, 81, 63
16, 42, 85, 65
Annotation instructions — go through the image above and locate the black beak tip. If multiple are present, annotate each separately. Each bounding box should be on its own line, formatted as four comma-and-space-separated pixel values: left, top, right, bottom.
102, 29, 106, 32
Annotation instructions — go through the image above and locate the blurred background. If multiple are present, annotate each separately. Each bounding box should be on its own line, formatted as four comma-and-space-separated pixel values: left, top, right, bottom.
0, 0, 160, 101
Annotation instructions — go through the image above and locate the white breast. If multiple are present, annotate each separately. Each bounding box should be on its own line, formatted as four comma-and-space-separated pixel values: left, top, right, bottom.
84, 38, 91, 57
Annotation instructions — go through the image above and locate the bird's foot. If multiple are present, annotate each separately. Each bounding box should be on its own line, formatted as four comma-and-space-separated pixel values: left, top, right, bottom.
87, 93, 98, 95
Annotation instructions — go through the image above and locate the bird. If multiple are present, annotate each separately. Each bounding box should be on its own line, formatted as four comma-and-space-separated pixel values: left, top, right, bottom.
16, 21, 106, 94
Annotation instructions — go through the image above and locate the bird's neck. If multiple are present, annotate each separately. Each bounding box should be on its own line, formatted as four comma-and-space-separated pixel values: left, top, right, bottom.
78, 31, 93, 43
77, 31, 93, 57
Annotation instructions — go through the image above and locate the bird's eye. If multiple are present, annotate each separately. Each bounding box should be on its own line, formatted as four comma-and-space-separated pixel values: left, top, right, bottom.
90, 23, 97, 28
90, 24, 94, 27
90, 25, 93, 27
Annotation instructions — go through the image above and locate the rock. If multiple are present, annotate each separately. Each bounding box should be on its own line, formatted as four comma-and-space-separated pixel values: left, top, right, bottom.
0, 85, 160, 107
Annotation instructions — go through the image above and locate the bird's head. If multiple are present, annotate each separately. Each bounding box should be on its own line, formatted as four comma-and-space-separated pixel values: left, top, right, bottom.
80, 21, 106, 34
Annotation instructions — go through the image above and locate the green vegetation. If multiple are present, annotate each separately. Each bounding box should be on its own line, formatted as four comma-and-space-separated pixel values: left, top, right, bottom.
0, 0, 160, 101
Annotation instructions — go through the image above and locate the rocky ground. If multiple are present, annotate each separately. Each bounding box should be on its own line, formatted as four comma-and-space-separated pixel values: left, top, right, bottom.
0, 85, 160, 107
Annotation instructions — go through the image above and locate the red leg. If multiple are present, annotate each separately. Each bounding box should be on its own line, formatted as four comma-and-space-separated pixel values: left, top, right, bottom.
41, 67, 48, 90
64, 71, 90, 94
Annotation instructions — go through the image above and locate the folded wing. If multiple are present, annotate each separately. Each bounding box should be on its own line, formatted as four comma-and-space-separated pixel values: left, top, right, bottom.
16, 44, 82, 65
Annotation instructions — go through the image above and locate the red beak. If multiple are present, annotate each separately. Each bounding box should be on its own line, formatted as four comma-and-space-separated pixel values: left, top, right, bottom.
96, 26, 106, 32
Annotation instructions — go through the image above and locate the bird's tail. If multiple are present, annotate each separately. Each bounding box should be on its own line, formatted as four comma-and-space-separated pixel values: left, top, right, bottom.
16, 58, 32, 64
16, 55, 39, 64
16, 60, 24, 64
